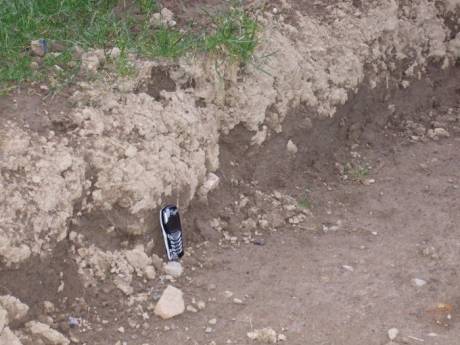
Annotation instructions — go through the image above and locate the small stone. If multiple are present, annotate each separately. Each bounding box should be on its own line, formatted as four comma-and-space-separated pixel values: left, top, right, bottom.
233, 298, 243, 304
205, 327, 213, 333
186, 305, 198, 313
223, 291, 234, 298
434, 128, 450, 138
342, 265, 354, 272
154, 285, 185, 319
388, 328, 399, 340
163, 261, 183, 278
362, 178, 375, 185
31, 39, 47, 56
196, 301, 206, 310
109, 47, 121, 59
278, 334, 287, 341
118, 326, 125, 333
412, 278, 427, 287
208, 318, 217, 325
286, 140, 298, 154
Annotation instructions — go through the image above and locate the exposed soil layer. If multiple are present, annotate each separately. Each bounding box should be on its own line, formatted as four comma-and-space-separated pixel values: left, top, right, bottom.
1, 62, 457, 344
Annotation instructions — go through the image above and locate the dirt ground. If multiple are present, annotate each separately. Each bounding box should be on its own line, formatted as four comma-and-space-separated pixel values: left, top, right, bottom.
1, 1, 460, 344
1, 60, 459, 345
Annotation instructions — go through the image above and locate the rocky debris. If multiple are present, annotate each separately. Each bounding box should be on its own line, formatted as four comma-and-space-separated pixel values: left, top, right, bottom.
0, 327, 22, 345
208, 318, 217, 325
198, 173, 220, 200
277, 334, 287, 342
233, 298, 243, 304
0, 296, 29, 322
186, 305, 198, 313
247, 328, 278, 343
196, 300, 206, 310
26, 321, 70, 345
154, 286, 185, 319
388, 328, 399, 341
286, 140, 298, 154
448, 32, 460, 58
163, 261, 183, 278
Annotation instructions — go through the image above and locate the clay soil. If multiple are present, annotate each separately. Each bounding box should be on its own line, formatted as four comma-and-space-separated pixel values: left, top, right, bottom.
1, 2, 460, 345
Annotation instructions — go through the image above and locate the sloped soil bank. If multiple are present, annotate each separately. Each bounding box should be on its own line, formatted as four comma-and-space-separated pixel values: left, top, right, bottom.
1, 62, 459, 344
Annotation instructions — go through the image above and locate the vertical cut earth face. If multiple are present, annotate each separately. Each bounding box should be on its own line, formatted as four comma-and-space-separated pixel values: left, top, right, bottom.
0, 0, 459, 265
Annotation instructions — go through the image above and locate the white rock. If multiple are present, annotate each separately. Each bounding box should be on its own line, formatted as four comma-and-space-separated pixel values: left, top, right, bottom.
154, 286, 185, 319
0, 327, 23, 345
163, 261, 183, 278
205, 327, 213, 333
81, 50, 104, 74
208, 318, 217, 325
109, 47, 121, 59
388, 328, 399, 340
412, 278, 427, 287
342, 265, 354, 272
186, 305, 198, 313
233, 298, 243, 304
278, 334, 287, 342
26, 321, 70, 345
196, 300, 206, 310
434, 128, 450, 138
0, 296, 29, 322
247, 328, 277, 343
286, 140, 298, 154
144, 265, 156, 280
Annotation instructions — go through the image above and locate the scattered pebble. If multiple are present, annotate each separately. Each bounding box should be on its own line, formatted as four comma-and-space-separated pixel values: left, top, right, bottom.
388, 328, 399, 340
208, 318, 217, 325
342, 265, 354, 272
412, 278, 427, 287
286, 140, 298, 154
118, 327, 125, 333
223, 291, 234, 298
205, 327, 213, 333
186, 305, 198, 313
197, 300, 206, 310
233, 298, 243, 304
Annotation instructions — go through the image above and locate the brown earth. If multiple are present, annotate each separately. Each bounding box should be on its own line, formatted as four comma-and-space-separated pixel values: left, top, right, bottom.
1, 1, 460, 344
1, 61, 459, 344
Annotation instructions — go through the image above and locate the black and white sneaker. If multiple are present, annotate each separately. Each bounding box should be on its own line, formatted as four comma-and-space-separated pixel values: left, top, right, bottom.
160, 204, 184, 261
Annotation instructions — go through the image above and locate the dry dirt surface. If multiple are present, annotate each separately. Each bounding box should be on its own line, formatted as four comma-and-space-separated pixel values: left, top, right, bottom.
1, 1, 460, 345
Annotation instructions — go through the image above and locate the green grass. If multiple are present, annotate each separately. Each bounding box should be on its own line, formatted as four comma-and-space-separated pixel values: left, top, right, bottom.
0, 0, 259, 89
347, 164, 370, 181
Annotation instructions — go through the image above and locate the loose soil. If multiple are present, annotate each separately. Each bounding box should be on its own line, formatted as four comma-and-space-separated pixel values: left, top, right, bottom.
1, 61, 459, 344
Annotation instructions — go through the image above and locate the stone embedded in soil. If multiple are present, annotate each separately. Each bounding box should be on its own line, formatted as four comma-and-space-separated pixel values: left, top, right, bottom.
163, 261, 184, 278
154, 285, 185, 320
30, 39, 46, 56
0, 327, 22, 345
412, 278, 427, 287
26, 321, 70, 345
286, 140, 298, 154
388, 328, 399, 340
247, 328, 278, 343
81, 50, 104, 75
0, 296, 29, 322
